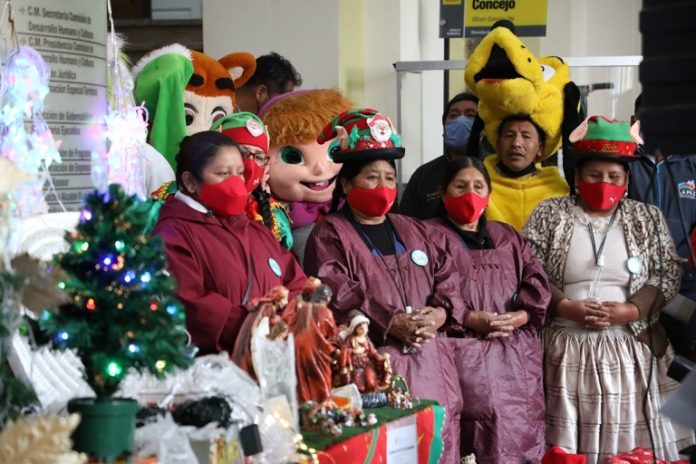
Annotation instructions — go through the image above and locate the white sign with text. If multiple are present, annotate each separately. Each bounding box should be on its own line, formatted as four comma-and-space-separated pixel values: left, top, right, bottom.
8, 1, 107, 211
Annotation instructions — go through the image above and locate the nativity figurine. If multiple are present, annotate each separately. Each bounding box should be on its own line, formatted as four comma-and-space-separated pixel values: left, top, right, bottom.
337, 314, 392, 393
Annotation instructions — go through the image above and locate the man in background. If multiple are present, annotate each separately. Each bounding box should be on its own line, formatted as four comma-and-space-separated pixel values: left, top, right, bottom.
235, 52, 303, 114
629, 93, 696, 357
399, 93, 478, 219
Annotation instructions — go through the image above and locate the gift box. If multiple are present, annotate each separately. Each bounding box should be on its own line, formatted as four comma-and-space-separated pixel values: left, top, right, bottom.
302, 400, 444, 464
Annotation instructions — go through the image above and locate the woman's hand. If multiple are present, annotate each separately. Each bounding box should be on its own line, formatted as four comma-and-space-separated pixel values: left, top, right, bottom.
557, 298, 610, 330
387, 307, 446, 348
415, 306, 447, 331
488, 310, 529, 338
464, 310, 529, 338
599, 301, 640, 324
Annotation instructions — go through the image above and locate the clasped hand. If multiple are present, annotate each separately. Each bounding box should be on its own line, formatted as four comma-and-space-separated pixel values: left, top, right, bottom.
464, 310, 529, 338
388, 306, 447, 348
557, 299, 639, 330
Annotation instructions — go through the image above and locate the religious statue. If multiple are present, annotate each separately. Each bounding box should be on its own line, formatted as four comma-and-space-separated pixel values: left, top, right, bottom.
337, 314, 392, 393
286, 279, 340, 404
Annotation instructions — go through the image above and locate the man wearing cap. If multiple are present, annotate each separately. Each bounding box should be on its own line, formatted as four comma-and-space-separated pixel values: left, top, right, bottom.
212, 112, 293, 249
305, 108, 466, 464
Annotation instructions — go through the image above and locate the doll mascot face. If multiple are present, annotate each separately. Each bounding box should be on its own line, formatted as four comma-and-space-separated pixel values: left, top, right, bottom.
261, 89, 352, 204
267, 140, 341, 203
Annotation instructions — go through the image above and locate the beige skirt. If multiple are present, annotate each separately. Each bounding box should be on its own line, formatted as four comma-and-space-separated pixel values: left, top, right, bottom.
543, 323, 694, 464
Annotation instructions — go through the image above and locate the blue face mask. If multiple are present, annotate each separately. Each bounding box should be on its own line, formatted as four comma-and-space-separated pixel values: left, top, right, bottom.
444, 116, 473, 152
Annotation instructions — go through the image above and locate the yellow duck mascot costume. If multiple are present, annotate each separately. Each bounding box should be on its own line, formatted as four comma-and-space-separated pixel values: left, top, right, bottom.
465, 21, 583, 230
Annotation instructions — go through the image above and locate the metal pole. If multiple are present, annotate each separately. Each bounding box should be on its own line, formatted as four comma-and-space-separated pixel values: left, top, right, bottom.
444, 38, 450, 109
395, 66, 403, 195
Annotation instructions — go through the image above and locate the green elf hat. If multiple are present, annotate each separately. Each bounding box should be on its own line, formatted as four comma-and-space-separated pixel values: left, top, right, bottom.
568, 115, 641, 162
316, 108, 405, 163
210, 112, 269, 152
133, 44, 193, 169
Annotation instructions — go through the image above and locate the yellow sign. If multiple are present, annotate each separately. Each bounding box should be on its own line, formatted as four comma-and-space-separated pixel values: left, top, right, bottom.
465, 0, 547, 37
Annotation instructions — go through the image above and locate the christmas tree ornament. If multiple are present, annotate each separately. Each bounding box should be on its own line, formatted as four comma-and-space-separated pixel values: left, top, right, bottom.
0, 157, 26, 196
7, 333, 94, 413
284, 280, 340, 405
251, 316, 298, 429
232, 285, 290, 379
336, 313, 392, 394
8, 253, 67, 316
0, 158, 26, 259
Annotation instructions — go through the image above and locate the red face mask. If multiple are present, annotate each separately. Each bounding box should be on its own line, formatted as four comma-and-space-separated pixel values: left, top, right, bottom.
243, 158, 265, 193
346, 186, 397, 217
577, 181, 626, 211
444, 192, 489, 225
198, 175, 248, 217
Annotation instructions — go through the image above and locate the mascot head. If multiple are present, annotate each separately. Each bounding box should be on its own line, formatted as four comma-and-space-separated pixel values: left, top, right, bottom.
260, 89, 352, 205
133, 44, 256, 168
464, 22, 581, 160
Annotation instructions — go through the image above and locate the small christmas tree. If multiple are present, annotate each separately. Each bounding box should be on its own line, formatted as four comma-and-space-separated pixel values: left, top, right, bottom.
40, 184, 191, 397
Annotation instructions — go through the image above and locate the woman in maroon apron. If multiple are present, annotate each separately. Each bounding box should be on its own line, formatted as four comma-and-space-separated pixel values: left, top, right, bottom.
428, 156, 550, 464
304, 109, 465, 463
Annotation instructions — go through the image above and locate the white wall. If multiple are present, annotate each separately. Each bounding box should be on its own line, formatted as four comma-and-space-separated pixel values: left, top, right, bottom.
539, 0, 640, 57
532, 0, 642, 119
202, 0, 339, 89
338, 0, 446, 180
